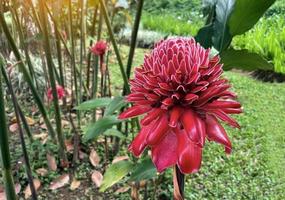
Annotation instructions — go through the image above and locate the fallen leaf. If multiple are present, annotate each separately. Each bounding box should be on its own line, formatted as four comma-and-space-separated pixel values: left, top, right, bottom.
89, 149, 100, 167
10, 116, 17, 123
0, 183, 21, 200
36, 168, 48, 176
79, 151, 86, 160
91, 171, 103, 187
61, 120, 69, 127
33, 133, 48, 140
112, 156, 129, 164
9, 123, 18, 133
65, 139, 74, 152
46, 153, 57, 171
40, 123, 47, 130
49, 174, 70, 190
24, 179, 41, 199
25, 117, 35, 126
70, 179, 81, 191
115, 186, 130, 194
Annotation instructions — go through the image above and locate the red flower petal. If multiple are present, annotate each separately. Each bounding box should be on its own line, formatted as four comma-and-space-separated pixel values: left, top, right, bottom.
118, 106, 151, 119
151, 130, 178, 172
169, 106, 183, 127
181, 109, 201, 145
129, 125, 152, 157
205, 114, 232, 154
141, 108, 164, 126
176, 129, 202, 174
210, 109, 240, 128
146, 114, 169, 145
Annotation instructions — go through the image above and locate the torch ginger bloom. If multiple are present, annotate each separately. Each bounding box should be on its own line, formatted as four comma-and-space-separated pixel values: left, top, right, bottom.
119, 38, 242, 174
90, 40, 108, 56
47, 85, 65, 101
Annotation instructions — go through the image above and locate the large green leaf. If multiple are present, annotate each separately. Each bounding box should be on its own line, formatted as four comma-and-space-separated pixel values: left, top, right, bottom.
84, 115, 122, 141
100, 160, 134, 192
229, 0, 276, 36
128, 158, 157, 182
103, 128, 126, 139
75, 97, 112, 110
221, 49, 273, 71
195, 24, 214, 48
104, 96, 127, 116
212, 0, 235, 52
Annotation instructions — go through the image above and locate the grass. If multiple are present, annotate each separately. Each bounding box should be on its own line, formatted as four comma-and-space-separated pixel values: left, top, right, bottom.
232, 16, 285, 74
110, 46, 285, 199
141, 13, 201, 36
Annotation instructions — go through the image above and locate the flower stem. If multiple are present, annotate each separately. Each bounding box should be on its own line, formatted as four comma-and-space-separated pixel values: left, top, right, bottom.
173, 165, 185, 200
0, 56, 17, 200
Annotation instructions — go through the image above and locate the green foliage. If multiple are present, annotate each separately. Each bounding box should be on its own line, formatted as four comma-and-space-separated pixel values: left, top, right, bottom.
221, 49, 273, 71
104, 96, 127, 116
84, 115, 122, 141
128, 158, 157, 182
100, 160, 134, 192
75, 97, 113, 110
232, 16, 285, 73
142, 13, 201, 36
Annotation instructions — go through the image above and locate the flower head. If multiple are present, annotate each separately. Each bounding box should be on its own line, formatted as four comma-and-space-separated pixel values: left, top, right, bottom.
90, 40, 108, 56
47, 85, 65, 101
119, 38, 242, 174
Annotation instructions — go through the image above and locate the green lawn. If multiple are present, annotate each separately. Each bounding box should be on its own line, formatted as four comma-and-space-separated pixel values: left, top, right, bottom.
110, 47, 285, 199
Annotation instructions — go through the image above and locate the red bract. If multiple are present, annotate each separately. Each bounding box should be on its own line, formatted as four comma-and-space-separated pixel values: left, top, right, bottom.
90, 41, 108, 56
47, 85, 65, 101
119, 38, 242, 174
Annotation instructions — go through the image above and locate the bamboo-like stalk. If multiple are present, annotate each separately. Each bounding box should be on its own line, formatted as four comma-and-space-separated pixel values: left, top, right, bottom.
38, 0, 68, 166
86, 4, 98, 92
0, 4, 56, 140
99, 0, 130, 93
1, 64, 33, 143
0, 55, 17, 200
10, 0, 39, 90
125, 0, 144, 83
1, 61, 38, 200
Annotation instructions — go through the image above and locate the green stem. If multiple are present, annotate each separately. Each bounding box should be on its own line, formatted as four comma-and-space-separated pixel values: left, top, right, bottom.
1, 64, 33, 143
0, 4, 56, 140
39, 0, 68, 165
99, 0, 130, 94
0, 55, 17, 200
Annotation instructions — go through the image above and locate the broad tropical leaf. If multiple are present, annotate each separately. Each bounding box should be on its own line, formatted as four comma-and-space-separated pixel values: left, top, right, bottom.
84, 116, 122, 141
100, 160, 134, 192
75, 97, 112, 110
104, 96, 127, 116
221, 49, 273, 71
229, 0, 276, 36
128, 158, 157, 182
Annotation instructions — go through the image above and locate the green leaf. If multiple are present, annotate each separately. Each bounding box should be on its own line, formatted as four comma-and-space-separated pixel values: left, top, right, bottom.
220, 49, 274, 71
84, 116, 122, 141
100, 160, 134, 192
129, 158, 157, 182
195, 24, 214, 48
212, 0, 235, 52
104, 96, 127, 116
75, 97, 112, 110
103, 128, 126, 139
229, 0, 276, 36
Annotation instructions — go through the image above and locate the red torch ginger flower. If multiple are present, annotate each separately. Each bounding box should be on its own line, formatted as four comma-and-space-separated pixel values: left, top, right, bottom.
47, 85, 65, 101
119, 38, 242, 174
90, 40, 108, 56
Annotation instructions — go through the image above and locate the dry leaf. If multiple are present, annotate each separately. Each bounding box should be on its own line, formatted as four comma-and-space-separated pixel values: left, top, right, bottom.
9, 123, 18, 133
70, 179, 81, 191
25, 117, 35, 126
0, 184, 21, 200
89, 149, 100, 167
61, 120, 69, 127
65, 139, 74, 152
46, 153, 57, 171
33, 133, 48, 140
10, 116, 17, 123
91, 171, 103, 187
40, 123, 47, 130
115, 186, 130, 194
112, 156, 129, 164
49, 174, 70, 190
24, 179, 41, 199
79, 151, 86, 160
36, 168, 48, 176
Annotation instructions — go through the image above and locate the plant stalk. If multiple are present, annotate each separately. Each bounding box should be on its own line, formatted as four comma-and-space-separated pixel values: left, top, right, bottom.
0, 55, 17, 200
